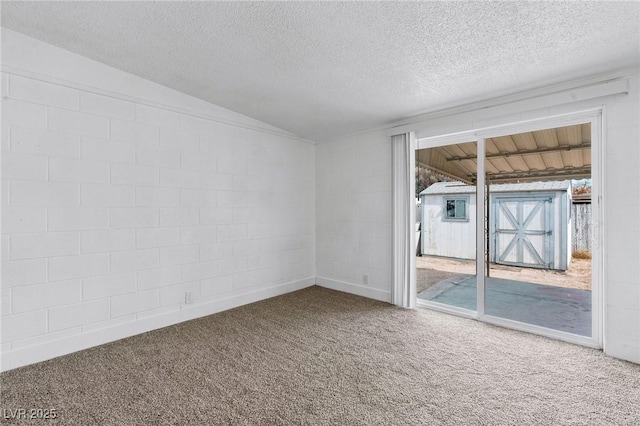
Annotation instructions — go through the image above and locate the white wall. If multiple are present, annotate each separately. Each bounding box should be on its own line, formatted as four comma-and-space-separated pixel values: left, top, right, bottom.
317, 72, 640, 363
0, 29, 316, 371
315, 130, 392, 302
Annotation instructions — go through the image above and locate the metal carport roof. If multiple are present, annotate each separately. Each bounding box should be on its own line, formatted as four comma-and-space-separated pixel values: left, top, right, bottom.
416, 123, 591, 184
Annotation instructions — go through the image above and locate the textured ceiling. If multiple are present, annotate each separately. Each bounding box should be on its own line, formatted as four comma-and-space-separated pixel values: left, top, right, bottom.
2, 2, 639, 141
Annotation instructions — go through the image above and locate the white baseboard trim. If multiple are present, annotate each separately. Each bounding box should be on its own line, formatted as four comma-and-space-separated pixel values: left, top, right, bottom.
315, 276, 392, 303
0, 277, 315, 372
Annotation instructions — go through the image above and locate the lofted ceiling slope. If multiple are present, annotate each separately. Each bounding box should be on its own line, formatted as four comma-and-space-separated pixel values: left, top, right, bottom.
1, 1, 639, 142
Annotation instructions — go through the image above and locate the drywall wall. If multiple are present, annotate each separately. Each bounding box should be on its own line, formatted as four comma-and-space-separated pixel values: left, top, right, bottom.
0, 29, 316, 371
317, 72, 639, 363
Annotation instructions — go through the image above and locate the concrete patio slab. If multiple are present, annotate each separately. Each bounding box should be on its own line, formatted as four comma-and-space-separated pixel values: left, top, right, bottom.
417, 275, 591, 336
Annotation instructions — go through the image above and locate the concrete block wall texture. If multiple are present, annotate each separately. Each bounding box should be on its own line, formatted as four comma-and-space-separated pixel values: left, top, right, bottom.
315, 130, 393, 302
0, 30, 315, 370
600, 78, 640, 363
316, 73, 640, 363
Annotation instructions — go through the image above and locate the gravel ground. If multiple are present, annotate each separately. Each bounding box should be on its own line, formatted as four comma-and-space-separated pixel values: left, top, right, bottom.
416, 256, 591, 294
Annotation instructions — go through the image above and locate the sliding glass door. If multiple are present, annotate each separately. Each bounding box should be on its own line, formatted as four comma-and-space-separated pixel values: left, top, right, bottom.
482, 124, 594, 339
416, 112, 601, 346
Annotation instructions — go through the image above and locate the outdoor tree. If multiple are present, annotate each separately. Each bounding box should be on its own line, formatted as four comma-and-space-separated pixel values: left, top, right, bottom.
415, 165, 454, 198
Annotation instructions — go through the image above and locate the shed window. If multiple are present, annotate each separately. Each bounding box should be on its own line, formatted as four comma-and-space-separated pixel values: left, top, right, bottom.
444, 197, 468, 221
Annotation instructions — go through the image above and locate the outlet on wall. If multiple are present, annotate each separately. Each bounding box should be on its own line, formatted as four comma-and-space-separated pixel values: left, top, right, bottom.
185, 291, 193, 304
362, 274, 369, 284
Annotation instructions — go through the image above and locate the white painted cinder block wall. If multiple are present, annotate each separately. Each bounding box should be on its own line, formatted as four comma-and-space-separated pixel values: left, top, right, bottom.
316, 72, 640, 363
0, 29, 316, 371
315, 130, 393, 302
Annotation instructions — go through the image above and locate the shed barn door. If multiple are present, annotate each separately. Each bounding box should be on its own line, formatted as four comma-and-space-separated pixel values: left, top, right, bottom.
492, 196, 553, 269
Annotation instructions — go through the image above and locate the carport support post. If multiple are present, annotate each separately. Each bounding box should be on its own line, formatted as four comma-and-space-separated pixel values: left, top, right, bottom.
476, 137, 486, 317
486, 175, 490, 278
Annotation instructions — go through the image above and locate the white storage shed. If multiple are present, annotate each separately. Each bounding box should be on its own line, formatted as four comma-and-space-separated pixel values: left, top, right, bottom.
420, 181, 572, 270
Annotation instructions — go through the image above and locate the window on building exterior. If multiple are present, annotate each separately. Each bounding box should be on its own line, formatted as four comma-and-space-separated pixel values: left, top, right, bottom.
444, 197, 468, 221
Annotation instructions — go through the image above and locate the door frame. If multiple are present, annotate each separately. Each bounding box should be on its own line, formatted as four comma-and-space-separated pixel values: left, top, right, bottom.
415, 108, 603, 349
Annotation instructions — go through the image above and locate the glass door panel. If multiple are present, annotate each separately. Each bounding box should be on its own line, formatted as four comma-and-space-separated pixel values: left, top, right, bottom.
483, 124, 593, 337
416, 141, 478, 312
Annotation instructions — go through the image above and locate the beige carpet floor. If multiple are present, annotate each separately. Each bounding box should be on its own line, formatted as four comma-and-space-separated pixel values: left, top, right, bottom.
1, 286, 639, 425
